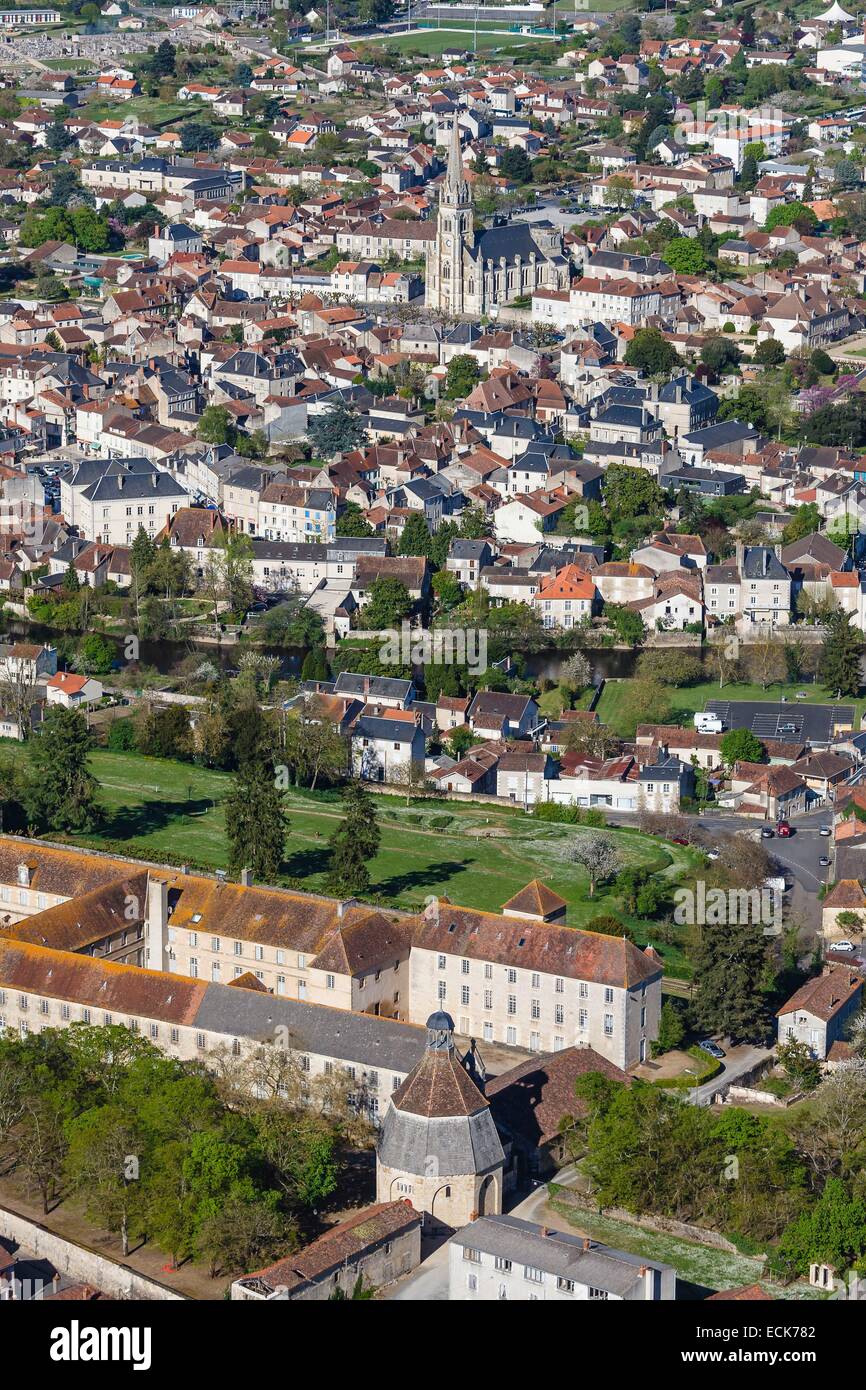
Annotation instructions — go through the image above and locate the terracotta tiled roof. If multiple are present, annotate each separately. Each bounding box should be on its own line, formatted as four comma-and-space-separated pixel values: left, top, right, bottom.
501, 879, 567, 918
411, 902, 661, 989
777, 965, 863, 1022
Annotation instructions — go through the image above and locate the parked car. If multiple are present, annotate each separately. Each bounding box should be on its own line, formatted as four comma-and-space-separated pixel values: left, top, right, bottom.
698, 1039, 726, 1060
776, 821, 792, 837
831, 940, 857, 953
706, 848, 720, 860
820, 825, 832, 836
761, 826, 774, 838
819, 856, 832, 867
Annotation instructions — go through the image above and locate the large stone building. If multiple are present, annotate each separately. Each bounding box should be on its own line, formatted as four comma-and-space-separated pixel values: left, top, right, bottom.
0, 838, 663, 1071
425, 118, 570, 317
376, 1010, 505, 1232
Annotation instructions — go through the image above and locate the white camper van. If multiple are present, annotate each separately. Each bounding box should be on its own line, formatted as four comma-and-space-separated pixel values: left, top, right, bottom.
694, 712, 723, 734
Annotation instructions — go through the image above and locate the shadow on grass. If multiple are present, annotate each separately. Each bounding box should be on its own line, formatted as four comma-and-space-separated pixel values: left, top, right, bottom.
374, 859, 471, 898
281, 846, 333, 879
99, 798, 216, 840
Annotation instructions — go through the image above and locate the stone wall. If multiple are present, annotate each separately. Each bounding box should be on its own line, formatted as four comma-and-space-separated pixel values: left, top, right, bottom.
0, 1203, 187, 1301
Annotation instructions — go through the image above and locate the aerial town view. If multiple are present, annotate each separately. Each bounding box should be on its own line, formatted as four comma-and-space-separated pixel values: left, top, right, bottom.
3, 0, 866, 1355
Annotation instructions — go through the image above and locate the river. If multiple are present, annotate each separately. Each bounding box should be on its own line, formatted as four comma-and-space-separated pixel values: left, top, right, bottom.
5, 617, 646, 685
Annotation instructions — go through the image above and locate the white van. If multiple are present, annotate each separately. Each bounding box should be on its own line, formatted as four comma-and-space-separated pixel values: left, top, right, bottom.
694, 713, 723, 734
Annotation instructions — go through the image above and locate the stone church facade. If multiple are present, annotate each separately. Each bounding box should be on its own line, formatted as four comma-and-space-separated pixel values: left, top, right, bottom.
425, 118, 571, 317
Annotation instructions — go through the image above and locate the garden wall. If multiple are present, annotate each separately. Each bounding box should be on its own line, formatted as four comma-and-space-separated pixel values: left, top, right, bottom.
0, 1202, 186, 1301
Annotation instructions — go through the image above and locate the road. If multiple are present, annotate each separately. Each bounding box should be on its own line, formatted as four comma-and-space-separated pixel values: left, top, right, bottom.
607, 807, 834, 932
687, 1042, 772, 1105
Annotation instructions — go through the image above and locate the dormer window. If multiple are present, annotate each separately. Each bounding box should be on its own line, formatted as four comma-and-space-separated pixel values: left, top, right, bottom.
17, 863, 30, 888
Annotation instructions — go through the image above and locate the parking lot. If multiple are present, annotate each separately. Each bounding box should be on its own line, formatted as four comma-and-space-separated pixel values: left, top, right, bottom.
704, 699, 855, 748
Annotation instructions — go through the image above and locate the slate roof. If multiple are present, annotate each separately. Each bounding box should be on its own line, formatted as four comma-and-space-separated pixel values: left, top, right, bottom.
450, 1214, 671, 1295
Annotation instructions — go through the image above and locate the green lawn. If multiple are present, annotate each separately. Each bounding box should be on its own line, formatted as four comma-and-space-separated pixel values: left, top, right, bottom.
596, 677, 866, 737
548, 1193, 825, 1300
364, 30, 547, 55
3, 745, 699, 970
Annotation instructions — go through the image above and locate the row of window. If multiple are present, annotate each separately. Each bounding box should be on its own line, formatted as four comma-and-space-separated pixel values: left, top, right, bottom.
436, 956, 616, 1002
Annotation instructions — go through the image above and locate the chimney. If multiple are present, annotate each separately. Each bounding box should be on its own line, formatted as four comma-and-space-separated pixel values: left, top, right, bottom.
152, 473, 158, 488
117, 475, 124, 489
146, 876, 168, 972
363, 675, 370, 697
240, 868, 253, 887
414, 710, 422, 727
337, 897, 358, 921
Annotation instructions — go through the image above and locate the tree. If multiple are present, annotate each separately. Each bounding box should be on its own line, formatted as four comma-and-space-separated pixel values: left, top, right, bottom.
690, 917, 771, 1043
623, 327, 679, 376
605, 604, 646, 646
301, 648, 330, 682
398, 512, 433, 559
742, 634, 787, 691
567, 832, 621, 897
700, 333, 742, 376
776, 1038, 821, 1093
443, 353, 482, 400
307, 400, 368, 457
662, 237, 708, 275
151, 39, 176, 79
138, 705, 194, 761
203, 532, 254, 627
754, 338, 786, 367
65, 1105, 145, 1257
327, 781, 381, 894
635, 649, 703, 687
604, 173, 636, 209
26, 707, 99, 833
181, 122, 219, 153
771, 1177, 866, 1279
72, 207, 110, 253
0, 657, 38, 741
364, 576, 412, 629
336, 502, 373, 537
585, 913, 633, 942
782, 502, 821, 545
79, 632, 115, 675
431, 569, 463, 613
654, 999, 686, 1055
833, 159, 861, 190
603, 464, 664, 520
766, 201, 818, 233
197, 405, 233, 445
719, 728, 764, 767
820, 609, 863, 698
500, 147, 532, 183
224, 755, 288, 881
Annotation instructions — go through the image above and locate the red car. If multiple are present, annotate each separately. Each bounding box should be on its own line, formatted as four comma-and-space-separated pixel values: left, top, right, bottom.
776, 820, 792, 837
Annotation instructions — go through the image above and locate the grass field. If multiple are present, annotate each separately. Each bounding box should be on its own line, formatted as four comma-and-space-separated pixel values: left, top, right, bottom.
2, 745, 700, 969
547, 1194, 824, 1300
596, 677, 866, 737
364, 29, 548, 55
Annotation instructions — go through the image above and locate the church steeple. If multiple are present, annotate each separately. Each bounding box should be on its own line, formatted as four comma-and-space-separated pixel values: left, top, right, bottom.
443, 115, 470, 208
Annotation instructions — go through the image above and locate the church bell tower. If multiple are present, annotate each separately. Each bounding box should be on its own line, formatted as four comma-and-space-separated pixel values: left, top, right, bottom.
429, 116, 473, 315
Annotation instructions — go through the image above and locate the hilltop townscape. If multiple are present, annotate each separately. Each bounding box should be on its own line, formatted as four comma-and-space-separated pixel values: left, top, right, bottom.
5, 0, 866, 1325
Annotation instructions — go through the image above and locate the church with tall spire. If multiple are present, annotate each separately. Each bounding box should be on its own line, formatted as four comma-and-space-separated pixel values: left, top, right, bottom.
425, 116, 570, 317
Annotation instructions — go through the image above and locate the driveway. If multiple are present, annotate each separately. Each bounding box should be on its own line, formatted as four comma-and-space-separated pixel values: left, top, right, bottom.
686, 1042, 773, 1105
